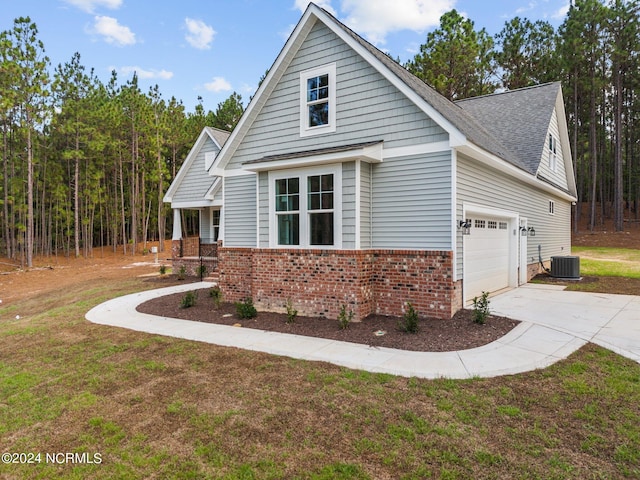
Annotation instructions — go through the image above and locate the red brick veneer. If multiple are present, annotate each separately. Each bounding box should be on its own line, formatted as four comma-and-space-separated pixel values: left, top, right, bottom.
217, 247, 461, 320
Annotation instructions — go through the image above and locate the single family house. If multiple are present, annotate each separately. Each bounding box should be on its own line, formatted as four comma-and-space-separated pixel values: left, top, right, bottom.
163, 126, 230, 275
165, 3, 576, 320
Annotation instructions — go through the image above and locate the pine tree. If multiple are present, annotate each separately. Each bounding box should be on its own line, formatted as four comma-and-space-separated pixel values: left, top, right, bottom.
6, 17, 50, 267
405, 10, 497, 100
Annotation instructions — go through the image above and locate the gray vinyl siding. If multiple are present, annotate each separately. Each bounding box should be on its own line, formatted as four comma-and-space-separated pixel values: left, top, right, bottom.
372, 151, 453, 249
456, 153, 572, 278
212, 182, 223, 203
342, 162, 356, 248
258, 172, 269, 248
536, 108, 569, 190
360, 161, 372, 248
225, 21, 447, 170
199, 208, 212, 241
223, 174, 257, 247
173, 138, 220, 203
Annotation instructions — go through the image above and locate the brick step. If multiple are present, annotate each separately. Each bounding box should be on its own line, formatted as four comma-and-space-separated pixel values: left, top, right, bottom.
203, 273, 219, 283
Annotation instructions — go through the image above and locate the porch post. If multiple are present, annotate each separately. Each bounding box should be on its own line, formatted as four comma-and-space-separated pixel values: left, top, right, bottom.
172, 209, 182, 240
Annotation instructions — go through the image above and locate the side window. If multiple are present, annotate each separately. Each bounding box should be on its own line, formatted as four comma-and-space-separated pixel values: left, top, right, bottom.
300, 64, 336, 137
549, 134, 557, 172
275, 178, 300, 245
212, 209, 220, 241
308, 174, 334, 246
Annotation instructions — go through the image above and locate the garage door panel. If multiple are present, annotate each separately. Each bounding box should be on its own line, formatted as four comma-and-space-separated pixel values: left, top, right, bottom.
464, 215, 510, 302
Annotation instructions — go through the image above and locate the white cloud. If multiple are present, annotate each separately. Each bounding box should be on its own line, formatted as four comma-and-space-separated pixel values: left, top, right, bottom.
90, 15, 136, 46
293, 0, 337, 16
293, 0, 454, 45
204, 77, 232, 92
552, 1, 571, 20
64, 0, 122, 13
184, 18, 216, 50
117, 66, 174, 80
340, 0, 455, 44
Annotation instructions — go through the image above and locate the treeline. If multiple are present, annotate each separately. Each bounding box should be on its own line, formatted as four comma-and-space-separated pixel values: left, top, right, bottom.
1, 18, 244, 266
404, 0, 640, 233
2, 1, 639, 266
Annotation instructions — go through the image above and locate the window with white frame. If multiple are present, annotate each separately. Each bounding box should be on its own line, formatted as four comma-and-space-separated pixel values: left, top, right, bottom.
300, 63, 336, 137
307, 174, 334, 245
549, 200, 555, 215
275, 178, 300, 245
548, 133, 557, 172
212, 209, 220, 241
271, 166, 341, 247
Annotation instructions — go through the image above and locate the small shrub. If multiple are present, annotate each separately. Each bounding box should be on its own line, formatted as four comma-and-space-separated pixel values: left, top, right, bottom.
398, 302, 419, 333
159, 264, 167, 275
285, 299, 297, 324
177, 265, 187, 280
235, 298, 257, 319
209, 286, 223, 308
180, 290, 198, 309
472, 291, 491, 324
337, 304, 353, 330
196, 264, 207, 278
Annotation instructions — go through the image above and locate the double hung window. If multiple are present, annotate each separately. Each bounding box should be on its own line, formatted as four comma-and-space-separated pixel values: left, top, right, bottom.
271, 167, 340, 248
300, 64, 336, 136
275, 178, 300, 245
212, 209, 221, 241
308, 174, 334, 245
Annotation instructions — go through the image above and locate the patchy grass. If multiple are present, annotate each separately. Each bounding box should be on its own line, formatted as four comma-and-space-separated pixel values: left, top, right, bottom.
0, 277, 639, 479
572, 246, 640, 278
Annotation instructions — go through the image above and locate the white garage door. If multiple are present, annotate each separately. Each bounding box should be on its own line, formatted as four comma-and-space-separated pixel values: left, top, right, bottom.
465, 216, 510, 302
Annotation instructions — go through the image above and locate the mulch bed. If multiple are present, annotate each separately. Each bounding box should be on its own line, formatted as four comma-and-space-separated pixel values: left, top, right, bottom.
136, 287, 520, 352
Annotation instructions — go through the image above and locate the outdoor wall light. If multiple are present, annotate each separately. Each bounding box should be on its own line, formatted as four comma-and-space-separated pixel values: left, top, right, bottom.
527, 226, 536, 237
520, 226, 528, 236
458, 220, 471, 235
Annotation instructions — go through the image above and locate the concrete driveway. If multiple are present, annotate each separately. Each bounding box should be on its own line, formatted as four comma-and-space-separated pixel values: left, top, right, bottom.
489, 283, 640, 363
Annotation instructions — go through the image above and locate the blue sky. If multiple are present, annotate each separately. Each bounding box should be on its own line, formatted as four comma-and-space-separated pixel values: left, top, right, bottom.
1, 0, 570, 113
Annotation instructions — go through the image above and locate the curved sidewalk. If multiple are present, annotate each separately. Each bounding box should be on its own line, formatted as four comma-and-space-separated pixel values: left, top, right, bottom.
85, 283, 639, 379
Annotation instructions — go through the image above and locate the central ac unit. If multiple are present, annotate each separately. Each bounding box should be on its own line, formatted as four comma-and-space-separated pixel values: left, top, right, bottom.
551, 256, 580, 279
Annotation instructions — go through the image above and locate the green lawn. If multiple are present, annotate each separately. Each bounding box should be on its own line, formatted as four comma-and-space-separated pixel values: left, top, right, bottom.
1, 276, 639, 479
572, 246, 640, 278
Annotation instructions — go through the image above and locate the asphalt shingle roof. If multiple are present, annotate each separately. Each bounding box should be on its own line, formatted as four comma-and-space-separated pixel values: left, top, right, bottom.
321, 6, 559, 175
204, 126, 231, 149
456, 83, 560, 174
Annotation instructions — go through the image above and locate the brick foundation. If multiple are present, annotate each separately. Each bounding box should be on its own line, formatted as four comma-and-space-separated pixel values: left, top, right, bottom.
527, 260, 550, 280
217, 247, 460, 320
171, 239, 218, 278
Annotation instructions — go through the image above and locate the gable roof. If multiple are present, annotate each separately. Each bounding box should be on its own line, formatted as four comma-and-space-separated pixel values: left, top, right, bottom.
455, 83, 561, 175
213, 3, 574, 197
205, 126, 231, 149
163, 126, 230, 204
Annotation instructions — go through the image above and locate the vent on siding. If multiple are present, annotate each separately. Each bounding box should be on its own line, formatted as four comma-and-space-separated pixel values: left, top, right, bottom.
551, 256, 580, 279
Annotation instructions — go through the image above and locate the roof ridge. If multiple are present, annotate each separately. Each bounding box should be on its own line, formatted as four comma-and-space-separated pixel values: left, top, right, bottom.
455, 82, 560, 104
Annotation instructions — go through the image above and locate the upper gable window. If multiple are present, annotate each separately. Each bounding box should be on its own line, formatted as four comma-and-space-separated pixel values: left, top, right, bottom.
548, 134, 557, 172
300, 63, 336, 137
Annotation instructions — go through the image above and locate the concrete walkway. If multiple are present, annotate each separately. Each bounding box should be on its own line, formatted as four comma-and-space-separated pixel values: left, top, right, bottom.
85, 283, 640, 379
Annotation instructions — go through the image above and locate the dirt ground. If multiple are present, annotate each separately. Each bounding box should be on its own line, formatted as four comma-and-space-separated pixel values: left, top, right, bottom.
573, 208, 640, 249
0, 245, 169, 304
